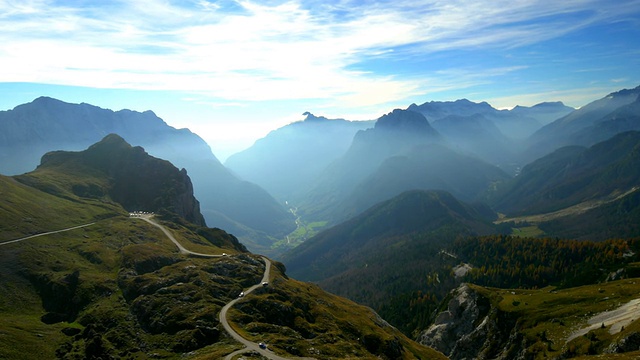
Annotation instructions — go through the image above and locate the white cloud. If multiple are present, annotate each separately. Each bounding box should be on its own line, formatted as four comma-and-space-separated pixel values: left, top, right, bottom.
0, 0, 638, 109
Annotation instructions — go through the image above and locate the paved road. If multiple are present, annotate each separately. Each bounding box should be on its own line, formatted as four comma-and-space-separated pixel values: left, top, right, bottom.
136, 215, 224, 257
220, 256, 298, 360
133, 215, 299, 359
0, 222, 95, 246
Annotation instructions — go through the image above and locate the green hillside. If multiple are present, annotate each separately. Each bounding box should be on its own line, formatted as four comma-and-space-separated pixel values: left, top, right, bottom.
1, 137, 445, 359
538, 188, 640, 240
283, 190, 499, 334
227, 261, 446, 360
0, 194, 250, 359
0, 174, 120, 242
492, 131, 640, 216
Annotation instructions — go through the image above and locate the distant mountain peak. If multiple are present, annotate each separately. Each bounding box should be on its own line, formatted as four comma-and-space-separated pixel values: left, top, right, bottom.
606, 84, 640, 99
302, 112, 329, 122
375, 108, 437, 135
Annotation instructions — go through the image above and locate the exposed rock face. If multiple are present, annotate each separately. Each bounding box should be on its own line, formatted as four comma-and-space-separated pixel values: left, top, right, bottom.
418, 283, 518, 360
606, 331, 640, 353
29, 134, 206, 226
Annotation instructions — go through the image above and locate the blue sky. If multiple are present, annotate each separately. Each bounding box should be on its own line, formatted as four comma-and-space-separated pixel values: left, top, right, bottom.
1, 0, 639, 160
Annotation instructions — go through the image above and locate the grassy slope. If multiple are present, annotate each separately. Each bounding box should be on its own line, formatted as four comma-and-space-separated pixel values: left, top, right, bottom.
0, 165, 250, 359
227, 263, 447, 360
0, 174, 121, 241
2, 170, 443, 359
0, 213, 250, 359
470, 278, 640, 359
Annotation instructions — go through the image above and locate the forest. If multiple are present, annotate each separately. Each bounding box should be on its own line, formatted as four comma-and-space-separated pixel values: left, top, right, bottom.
378, 235, 640, 336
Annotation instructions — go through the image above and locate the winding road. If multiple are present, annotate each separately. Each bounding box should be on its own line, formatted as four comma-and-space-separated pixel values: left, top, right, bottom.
134, 214, 293, 359
137, 215, 225, 258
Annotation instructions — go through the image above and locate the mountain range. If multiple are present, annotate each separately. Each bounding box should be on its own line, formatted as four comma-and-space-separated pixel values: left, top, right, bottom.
525, 85, 640, 162
491, 130, 640, 217
408, 98, 574, 139
225, 112, 373, 202
0, 136, 445, 359
2, 84, 640, 359
0, 97, 295, 254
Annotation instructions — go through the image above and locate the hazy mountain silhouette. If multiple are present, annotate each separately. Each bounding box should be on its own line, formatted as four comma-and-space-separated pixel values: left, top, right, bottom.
407, 98, 573, 139
525, 85, 640, 162
298, 109, 442, 221
510, 101, 575, 125
431, 113, 515, 166
225, 112, 373, 201
0, 97, 295, 252
329, 143, 510, 222
492, 131, 640, 216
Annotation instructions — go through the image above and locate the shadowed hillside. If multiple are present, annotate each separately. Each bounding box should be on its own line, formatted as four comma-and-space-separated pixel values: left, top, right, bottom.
283, 190, 497, 310
491, 131, 640, 217
525, 86, 640, 162
16, 134, 206, 226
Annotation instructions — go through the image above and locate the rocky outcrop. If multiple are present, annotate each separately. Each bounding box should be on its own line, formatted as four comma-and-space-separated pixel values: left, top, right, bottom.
606, 331, 640, 353
418, 283, 519, 360
27, 134, 206, 226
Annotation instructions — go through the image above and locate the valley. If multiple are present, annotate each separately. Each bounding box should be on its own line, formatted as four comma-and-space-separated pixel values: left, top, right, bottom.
2, 85, 640, 359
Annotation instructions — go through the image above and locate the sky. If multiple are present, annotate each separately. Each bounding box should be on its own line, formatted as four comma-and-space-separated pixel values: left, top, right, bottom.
1, 0, 639, 161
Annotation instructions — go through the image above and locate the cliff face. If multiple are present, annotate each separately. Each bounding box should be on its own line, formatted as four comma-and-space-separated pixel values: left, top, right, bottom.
418, 284, 520, 360
25, 134, 206, 226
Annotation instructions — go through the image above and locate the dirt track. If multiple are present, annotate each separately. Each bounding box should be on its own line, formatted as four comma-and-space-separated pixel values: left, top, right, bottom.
566, 298, 640, 342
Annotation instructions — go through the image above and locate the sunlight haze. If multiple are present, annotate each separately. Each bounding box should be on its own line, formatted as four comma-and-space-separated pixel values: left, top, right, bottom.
1, 0, 639, 159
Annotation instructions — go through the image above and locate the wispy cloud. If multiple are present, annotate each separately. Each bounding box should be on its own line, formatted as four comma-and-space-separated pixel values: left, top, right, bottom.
0, 0, 638, 108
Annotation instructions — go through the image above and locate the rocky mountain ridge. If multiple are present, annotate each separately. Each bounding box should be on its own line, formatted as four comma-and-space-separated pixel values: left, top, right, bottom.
17, 133, 206, 226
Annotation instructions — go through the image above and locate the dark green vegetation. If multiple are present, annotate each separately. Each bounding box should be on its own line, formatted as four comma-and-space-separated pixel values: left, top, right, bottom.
283, 190, 500, 334
227, 261, 447, 360
285, 186, 640, 340
285, 190, 498, 282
